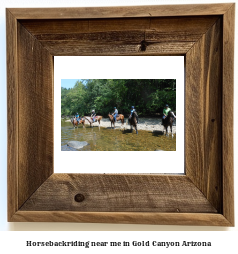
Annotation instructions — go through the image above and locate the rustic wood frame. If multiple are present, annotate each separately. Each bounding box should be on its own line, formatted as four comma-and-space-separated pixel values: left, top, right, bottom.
7, 4, 234, 226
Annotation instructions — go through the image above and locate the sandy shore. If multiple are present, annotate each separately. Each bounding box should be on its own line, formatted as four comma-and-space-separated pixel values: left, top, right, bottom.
65, 117, 176, 133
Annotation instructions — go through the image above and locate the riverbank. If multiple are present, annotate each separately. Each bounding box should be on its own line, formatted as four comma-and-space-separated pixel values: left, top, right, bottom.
64, 117, 176, 133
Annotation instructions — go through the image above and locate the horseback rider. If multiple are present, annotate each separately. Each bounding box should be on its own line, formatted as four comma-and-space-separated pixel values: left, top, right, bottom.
129, 106, 139, 123
162, 104, 171, 125
75, 112, 81, 123
91, 110, 96, 122
162, 104, 176, 125
112, 107, 118, 122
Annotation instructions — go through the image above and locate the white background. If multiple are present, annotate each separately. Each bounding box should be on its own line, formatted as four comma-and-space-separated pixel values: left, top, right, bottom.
0, 0, 237, 252
55, 56, 184, 173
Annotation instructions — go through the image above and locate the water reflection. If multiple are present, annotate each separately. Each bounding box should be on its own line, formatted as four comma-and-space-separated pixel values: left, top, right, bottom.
61, 118, 176, 151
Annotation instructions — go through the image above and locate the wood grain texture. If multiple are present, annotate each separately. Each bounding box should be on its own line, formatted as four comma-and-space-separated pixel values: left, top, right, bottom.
19, 17, 218, 56
18, 23, 54, 208
20, 17, 218, 34
38, 41, 193, 56
11, 211, 232, 226
7, 9, 18, 221
8, 4, 233, 19
186, 18, 222, 212
20, 174, 217, 213
222, 4, 235, 226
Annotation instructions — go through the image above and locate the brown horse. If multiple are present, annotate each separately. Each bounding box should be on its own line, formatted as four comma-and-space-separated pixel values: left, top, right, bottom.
108, 113, 124, 129
163, 111, 176, 136
128, 111, 138, 134
84, 115, 103, 127
71, 117, 85, 128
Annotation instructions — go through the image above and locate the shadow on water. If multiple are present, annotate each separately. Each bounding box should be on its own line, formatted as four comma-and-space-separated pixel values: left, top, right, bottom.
121, 129, 133, 134
150, 130, 164, 136
61, 119, 176, 151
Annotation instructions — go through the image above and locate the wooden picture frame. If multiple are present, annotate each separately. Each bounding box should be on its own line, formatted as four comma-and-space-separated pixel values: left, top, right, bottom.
7, 3, 234, 226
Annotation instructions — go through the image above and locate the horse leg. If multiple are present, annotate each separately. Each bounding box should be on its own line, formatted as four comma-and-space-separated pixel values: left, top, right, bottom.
135, 125, 138, 134
171, 124, 173, 138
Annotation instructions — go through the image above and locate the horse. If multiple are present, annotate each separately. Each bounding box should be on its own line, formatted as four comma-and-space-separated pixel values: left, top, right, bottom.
71, 117, 85, 128
108, 113, 124, 129
84, 115, 103, 127
128, 111, 138, 134
163, 110, 176, 136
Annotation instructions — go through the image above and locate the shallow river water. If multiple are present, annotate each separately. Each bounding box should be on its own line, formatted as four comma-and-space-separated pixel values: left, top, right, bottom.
61, 118, 176, 151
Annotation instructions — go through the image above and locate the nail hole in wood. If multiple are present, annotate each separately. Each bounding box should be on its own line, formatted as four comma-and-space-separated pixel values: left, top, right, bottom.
74, 193, 85, 202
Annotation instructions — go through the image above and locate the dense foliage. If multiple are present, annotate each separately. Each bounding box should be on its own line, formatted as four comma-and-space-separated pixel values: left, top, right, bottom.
61, 79, 176, 117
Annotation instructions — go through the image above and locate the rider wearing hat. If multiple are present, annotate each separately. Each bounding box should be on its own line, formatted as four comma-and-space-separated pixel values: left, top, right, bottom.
162, 104, 171, 125
75, 112, 81, 123
91, 110, 96, 122
112, 107, 118, 122
130, 106, 139, 123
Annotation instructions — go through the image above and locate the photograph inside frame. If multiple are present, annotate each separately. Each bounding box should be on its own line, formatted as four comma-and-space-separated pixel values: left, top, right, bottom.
61, 79, 176, 152
54, 56, 184, 174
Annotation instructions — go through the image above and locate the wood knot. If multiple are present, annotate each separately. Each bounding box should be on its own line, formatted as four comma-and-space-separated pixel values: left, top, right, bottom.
211, 119, 215, 122
74, 193, 85, 202
140, 40, 147, 52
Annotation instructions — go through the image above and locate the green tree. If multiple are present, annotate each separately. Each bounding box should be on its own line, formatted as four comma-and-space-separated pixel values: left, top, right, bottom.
61, 79, 176, 117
